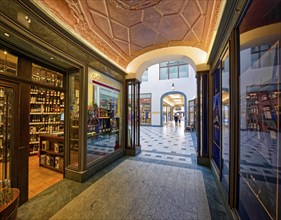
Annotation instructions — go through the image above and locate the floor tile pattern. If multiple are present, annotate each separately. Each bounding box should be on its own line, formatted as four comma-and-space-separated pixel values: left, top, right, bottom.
18, 123, 229, 220
51, 160, 211, 220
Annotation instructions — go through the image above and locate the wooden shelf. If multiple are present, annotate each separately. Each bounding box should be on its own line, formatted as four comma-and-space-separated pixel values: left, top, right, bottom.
39, 164, 63, 173
40, 149, 63, 157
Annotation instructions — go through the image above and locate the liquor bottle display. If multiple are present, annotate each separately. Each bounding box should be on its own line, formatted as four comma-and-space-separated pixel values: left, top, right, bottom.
29, 86, 64, 155
39, 134, 64, 173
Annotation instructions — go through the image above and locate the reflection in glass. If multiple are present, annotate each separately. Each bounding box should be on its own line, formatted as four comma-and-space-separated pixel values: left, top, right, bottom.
0, 50, 17, 75
212, 66, 221, 169
32, 64, 63, 88
221, 48, 230, 192
0, 86, 14, 182
69, 72, 80, 168
87, 81, 121, 165
238, 1, 280, 219
140, 93, 151, 125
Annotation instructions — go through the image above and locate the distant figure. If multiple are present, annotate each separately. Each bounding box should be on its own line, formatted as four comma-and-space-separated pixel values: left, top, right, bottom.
174, 114, 178, 125
178, 114, 181, 124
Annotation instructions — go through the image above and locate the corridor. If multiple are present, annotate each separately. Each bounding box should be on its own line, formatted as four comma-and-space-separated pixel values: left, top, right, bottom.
17, 125, 229, 220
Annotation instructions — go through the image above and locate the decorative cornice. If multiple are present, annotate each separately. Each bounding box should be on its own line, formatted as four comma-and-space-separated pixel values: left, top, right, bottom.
111, 0, 162, 11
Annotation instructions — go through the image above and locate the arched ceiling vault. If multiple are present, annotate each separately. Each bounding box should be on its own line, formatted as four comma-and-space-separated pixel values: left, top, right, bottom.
32, 0, 224, 73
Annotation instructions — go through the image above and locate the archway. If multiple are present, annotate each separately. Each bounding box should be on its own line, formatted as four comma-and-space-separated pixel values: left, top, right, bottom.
160, 91, 187, 127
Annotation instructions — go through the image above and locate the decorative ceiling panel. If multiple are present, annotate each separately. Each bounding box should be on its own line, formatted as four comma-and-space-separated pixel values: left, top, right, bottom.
38, 0, 223, 69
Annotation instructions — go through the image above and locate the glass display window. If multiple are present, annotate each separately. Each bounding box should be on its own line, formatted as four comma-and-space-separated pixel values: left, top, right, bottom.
238, 1, 280, 219
0, 50, 17, 75
32, 64, 63, 88
212, 64, 221, 170
140, 93, 151, 125
87, 69, 122, 165
69, 72, 80, 169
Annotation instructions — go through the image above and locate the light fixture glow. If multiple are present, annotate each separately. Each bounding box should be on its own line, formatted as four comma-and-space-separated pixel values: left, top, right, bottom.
4, 32, 9, 37
4, 51, 7, 55
50, 56, 54, 60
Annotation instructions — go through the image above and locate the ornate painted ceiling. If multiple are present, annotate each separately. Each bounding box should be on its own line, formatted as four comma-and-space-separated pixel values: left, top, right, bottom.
35, 0, 222, 70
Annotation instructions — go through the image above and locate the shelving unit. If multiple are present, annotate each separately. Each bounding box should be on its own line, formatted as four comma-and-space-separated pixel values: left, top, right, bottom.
246, 84, 279, 140
29, 86, 64, 155
39, 133, 64, 173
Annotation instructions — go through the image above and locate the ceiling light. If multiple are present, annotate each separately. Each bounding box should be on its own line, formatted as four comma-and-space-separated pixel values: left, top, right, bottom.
4, 32, 9, 37
4, 51, 7, 55
25, 16, 31, 24
50, 56, 54, 60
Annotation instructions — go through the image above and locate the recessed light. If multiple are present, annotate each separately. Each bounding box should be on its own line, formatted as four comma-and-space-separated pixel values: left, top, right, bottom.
4, 51, 7, 55
50, 57, 54, 60
4, 32, 9, 37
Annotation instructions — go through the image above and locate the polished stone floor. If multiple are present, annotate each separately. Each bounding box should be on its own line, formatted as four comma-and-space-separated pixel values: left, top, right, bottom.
18, 122, 229, 220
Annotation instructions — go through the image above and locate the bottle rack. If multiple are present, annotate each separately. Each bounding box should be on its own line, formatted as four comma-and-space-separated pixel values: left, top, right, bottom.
29, 86, 64, 155
39, 134, 64, 173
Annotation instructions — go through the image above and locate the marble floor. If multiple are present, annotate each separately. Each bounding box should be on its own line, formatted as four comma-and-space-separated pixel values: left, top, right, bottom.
18, 122, 229, 220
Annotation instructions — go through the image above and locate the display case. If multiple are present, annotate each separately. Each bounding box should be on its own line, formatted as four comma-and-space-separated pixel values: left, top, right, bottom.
0, 85, 17, 210
29, 86, 64, 155
39, 133, 64, 173
0, 86, 14, 182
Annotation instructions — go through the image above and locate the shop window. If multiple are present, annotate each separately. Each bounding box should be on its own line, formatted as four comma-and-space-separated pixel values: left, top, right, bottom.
212, 64, 221, 170
221, 47, 230, 193
159, 61, 189, 80
141, 69, 148, 82
238, 1, 280, 219
87, 70, 122, 165
69, 72, 80, 169
0, 49, 17, 75
32, 64, 63, 88
140, 93, 151, 125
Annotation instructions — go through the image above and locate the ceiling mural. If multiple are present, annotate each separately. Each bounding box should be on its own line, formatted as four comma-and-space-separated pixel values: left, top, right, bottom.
37, 0, 222, 70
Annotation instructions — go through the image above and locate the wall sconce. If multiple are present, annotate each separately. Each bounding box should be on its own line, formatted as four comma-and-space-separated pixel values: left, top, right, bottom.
172, 83, 175, 90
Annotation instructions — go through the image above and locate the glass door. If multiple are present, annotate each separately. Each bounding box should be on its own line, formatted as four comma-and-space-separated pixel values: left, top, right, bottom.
126, 80, 140, 150
0, 85, 15, 184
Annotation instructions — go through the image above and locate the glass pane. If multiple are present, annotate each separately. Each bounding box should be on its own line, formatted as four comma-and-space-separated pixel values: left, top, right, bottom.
159, 67, 168, 80
159, 62, 168, 67
0, 50, 17, 75
179, 65, 188, 78
221, 48, 230, 193
141, 69, 148, 82
169, 66, 178, 79
69, 72, 80, 168
140, 93, 151, 125
168, 61, 179, 66
32, 64, 63, 88
0, 86, 14, 183
87, 72, 122, 164
212, 66, 221, 169
238, 1, 281, 219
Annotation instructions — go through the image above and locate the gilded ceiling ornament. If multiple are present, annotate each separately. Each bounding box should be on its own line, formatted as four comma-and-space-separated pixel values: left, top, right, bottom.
111, 0, 162, 11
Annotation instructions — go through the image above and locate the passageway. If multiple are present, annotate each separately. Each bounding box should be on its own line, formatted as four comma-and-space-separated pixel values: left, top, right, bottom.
17, 126, 229, 220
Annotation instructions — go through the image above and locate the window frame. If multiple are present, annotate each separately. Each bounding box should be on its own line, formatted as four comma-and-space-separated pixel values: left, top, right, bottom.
159, 61, 189, 80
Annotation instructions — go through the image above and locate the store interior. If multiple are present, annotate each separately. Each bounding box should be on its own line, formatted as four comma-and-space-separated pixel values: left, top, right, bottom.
28, 64, 65, 199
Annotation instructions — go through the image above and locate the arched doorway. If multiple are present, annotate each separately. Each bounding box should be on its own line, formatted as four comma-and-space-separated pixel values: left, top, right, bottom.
160, 91, 187, 127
